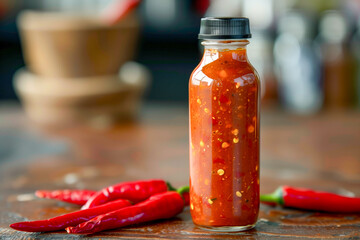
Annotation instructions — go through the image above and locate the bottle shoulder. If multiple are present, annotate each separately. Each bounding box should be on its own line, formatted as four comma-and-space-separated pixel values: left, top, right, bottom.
190, 58, 259, 87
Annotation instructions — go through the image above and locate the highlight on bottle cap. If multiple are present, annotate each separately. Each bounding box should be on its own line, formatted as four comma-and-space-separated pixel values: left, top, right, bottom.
198, 17, 252, 40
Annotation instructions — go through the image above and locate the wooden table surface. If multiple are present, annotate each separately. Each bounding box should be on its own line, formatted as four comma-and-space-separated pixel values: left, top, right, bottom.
0, 102, 359, 239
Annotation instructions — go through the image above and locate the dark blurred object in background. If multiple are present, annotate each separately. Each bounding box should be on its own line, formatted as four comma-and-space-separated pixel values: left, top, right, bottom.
138, 0, 201, 102
0, 0, 23, 100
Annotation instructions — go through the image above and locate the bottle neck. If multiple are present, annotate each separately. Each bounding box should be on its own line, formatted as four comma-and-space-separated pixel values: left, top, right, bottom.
202, 40, 249, 48
201, 40, 250, 64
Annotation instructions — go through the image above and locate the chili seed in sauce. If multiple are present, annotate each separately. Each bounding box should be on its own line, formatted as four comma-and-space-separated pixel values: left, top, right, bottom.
231, 129, 239, 135
221, 142, 230, 148
248, 125, 255, 133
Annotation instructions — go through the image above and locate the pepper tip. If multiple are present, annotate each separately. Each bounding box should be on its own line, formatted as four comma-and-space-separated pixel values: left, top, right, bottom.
34, 190, 44, 198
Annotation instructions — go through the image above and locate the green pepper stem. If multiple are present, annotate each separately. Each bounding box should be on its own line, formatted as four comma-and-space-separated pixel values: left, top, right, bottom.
260, 186, 284, 205
176, 186, 189, 195
166, 182, 176, 191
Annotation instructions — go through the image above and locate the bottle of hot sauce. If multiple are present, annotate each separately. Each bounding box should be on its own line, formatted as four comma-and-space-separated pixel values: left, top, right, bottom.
189, 17, 260, 232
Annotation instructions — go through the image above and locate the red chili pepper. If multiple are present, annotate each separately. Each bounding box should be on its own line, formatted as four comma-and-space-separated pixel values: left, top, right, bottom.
182, 191, 190, 206
82, 179, 168, 209
10, 199, 131, 232
35, 189, 96, 206
260, 186, 360, 212
66, 187, 189, 234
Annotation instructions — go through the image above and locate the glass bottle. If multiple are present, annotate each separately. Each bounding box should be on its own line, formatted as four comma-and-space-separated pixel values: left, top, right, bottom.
316, 11, 357, 109
189, 17, 260, 232
274, 11, 322, 114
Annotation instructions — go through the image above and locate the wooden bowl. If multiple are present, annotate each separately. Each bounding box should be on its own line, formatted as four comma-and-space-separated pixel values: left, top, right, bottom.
13, 62, 150, 127
17, 10, 140, 78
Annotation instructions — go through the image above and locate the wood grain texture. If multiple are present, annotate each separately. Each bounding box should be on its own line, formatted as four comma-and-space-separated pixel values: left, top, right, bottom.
0, 102, 359, 239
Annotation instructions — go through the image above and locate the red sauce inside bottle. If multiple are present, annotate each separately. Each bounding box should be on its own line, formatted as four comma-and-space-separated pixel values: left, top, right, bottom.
189, 45, 260, 228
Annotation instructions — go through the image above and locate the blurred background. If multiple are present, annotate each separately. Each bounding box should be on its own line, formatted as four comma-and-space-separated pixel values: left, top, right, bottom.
0, 0, 360, 126
1, 1, 359, 233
